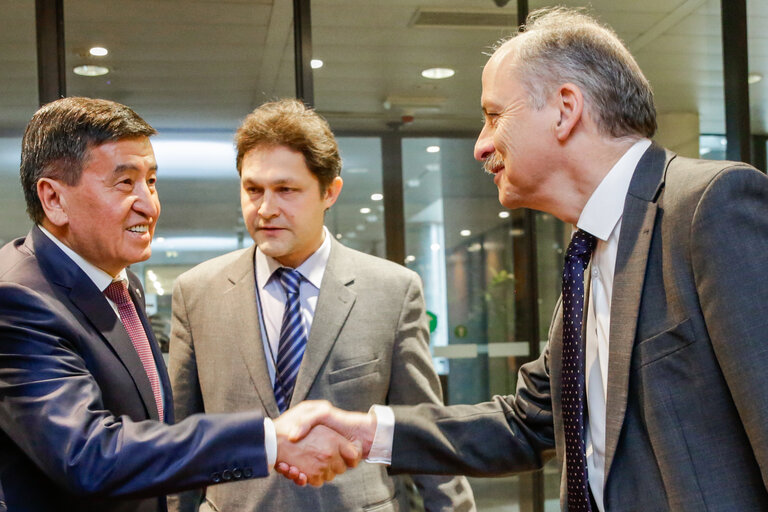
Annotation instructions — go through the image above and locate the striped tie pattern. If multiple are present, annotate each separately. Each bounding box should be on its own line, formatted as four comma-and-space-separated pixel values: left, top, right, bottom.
273, 267, 308, 413
561, 229, 597, 512
104, 280, 164, 420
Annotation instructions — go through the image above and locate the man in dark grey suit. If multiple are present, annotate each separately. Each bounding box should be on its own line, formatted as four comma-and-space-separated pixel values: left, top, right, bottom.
168, 99, 474, 511
281, 7, 768, 511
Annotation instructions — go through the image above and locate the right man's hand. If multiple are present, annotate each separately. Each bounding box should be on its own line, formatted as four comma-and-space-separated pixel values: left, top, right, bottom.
272, 400, 377, 483
273, 407, 365, 486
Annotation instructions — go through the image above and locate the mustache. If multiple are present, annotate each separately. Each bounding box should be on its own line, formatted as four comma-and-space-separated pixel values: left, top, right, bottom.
483, 152, 504, 174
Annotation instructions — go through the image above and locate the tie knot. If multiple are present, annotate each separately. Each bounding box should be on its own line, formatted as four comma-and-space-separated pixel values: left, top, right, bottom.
566, 229, 597, 262
104, 280, 131, 305
275, 267, 302, 295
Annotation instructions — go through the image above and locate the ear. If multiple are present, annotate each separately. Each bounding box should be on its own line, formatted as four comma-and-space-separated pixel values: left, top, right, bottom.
323, 176, 344, 210
553, 83, 584, 142
37, 177, 69, 227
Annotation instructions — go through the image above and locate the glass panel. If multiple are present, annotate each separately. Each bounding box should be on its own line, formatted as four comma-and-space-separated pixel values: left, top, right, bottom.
748, 0, 767, 171
0, 2, 38, 246
328, 137, 385, 257
403, 136, 536, 509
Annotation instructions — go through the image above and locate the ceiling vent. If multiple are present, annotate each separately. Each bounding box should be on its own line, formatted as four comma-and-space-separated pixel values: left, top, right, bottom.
410, 8, 518, 29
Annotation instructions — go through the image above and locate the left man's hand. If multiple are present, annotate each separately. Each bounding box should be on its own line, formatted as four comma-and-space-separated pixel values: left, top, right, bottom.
273, 407, 363, 486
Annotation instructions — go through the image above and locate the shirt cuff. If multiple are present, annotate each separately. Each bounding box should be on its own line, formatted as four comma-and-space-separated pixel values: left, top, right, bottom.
367, 404, 394, 465
264, 417, 277, 470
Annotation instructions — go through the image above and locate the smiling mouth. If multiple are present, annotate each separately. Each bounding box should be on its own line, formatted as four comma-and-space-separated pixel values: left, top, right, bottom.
127, 225, 149, 234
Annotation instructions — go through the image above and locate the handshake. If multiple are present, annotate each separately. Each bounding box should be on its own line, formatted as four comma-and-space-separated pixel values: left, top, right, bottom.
272, 400, 378, 487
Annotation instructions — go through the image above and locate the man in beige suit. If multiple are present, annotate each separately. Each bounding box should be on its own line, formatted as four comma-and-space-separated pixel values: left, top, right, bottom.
168, 99, 474, 511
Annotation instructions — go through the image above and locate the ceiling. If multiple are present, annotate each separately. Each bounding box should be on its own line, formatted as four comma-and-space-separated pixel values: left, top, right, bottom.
1, 0, 766, 259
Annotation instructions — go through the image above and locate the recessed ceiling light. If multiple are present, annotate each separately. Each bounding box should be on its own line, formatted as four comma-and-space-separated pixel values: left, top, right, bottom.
460, 229, 471, 237
360, 207, 371, 214
426, 145, 440, 153
748, 72, 763, 84
498, 211, 510, 219
430, 243, 441, 251
335, 233, 343, 239
73, 65, 109, 76
311, 59, 323, 69
371, 193, 383, 201
89, 46, 108, 56
405, 255, 416, 263
421, 67, 455, 79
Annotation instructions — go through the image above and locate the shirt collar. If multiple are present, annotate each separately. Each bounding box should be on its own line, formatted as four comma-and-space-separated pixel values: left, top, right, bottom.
38, 225, 128, 291
577, 139, 652, 241
255, 226, 331, 291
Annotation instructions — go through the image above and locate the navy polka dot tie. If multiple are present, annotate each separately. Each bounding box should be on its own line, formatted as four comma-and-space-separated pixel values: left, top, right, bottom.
561, 229, 597, 512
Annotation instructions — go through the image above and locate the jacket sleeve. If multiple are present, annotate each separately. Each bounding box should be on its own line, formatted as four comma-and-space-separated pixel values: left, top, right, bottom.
386, 272, 477, 511
689, 166, 768, 488
0, 282, 268, 500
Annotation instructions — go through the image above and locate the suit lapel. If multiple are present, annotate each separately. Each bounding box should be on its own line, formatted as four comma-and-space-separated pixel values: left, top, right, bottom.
223, 247, 282, 417
603, 143, 669, 480
31, 228, 162, 421
290, 240, 356, 405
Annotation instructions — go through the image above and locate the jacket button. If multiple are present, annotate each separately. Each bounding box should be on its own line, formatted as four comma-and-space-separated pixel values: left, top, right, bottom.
243, 467, 253, 478
233, 468, 243, 479
211, 472, 221, 483
222, 469, 233, 481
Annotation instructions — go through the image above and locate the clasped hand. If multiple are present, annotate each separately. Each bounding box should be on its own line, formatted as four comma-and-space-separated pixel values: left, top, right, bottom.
272, 400, 377, 486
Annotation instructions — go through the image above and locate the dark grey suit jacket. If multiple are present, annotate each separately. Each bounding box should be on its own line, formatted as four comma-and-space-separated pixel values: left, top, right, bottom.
390, 144, 768, 511
169, 239, 474, 511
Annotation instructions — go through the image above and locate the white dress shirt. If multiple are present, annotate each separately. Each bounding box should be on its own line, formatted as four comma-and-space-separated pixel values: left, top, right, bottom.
254, 227, 331, 384
254, 226, 332, 467
368, 139, 653, 510
577, 138, 651, 511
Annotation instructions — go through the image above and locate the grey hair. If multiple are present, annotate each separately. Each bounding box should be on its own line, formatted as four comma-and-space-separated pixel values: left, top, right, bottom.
495, 7, 657, 139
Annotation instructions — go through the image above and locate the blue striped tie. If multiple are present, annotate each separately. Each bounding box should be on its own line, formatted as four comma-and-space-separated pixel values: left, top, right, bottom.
273, 267, 307, 413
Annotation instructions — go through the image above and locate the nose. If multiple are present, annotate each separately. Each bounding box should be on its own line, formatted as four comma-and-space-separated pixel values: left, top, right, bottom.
474, 124, 494, 162
258, 190, 278, 219
133, 180, 160, 219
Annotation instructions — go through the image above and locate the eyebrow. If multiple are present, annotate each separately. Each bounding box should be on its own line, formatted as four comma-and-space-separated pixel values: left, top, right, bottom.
112, 163, 159, 174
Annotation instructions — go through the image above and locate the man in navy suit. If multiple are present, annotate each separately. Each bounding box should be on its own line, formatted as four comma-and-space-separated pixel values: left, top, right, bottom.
0, 97, 359, 512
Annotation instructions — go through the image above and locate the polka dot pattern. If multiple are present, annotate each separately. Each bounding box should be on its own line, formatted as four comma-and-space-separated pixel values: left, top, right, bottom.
561, 229, 597, 512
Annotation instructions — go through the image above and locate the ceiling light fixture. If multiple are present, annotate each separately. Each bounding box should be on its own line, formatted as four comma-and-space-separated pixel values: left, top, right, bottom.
360, 207, 371, 214
73, 65, 109, 76
311, 59, 324, 69
89, 46, 108, 56
748, 72, 763, 84
460, 229, 471, 237
426, 145, 440, 153
421, 67, 455, 79
371, 193, 383, 201
498, 211, 510, 219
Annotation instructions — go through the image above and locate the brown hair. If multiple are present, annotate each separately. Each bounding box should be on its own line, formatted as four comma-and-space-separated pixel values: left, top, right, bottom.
20, 96, 156, 223
235, 99, 341, 192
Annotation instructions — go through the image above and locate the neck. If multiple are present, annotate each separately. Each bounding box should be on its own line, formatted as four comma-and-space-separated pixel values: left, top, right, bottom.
551, 135, 641, 224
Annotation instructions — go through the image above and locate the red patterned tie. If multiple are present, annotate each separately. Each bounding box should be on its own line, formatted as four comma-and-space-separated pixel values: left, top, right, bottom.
104, 280, 164, 420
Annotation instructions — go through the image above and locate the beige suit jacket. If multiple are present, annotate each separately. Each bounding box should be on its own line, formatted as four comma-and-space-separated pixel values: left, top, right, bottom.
168, 239, 475, 511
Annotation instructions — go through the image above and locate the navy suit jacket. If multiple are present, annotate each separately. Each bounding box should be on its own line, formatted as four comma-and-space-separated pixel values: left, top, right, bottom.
0, 227, 267, 512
